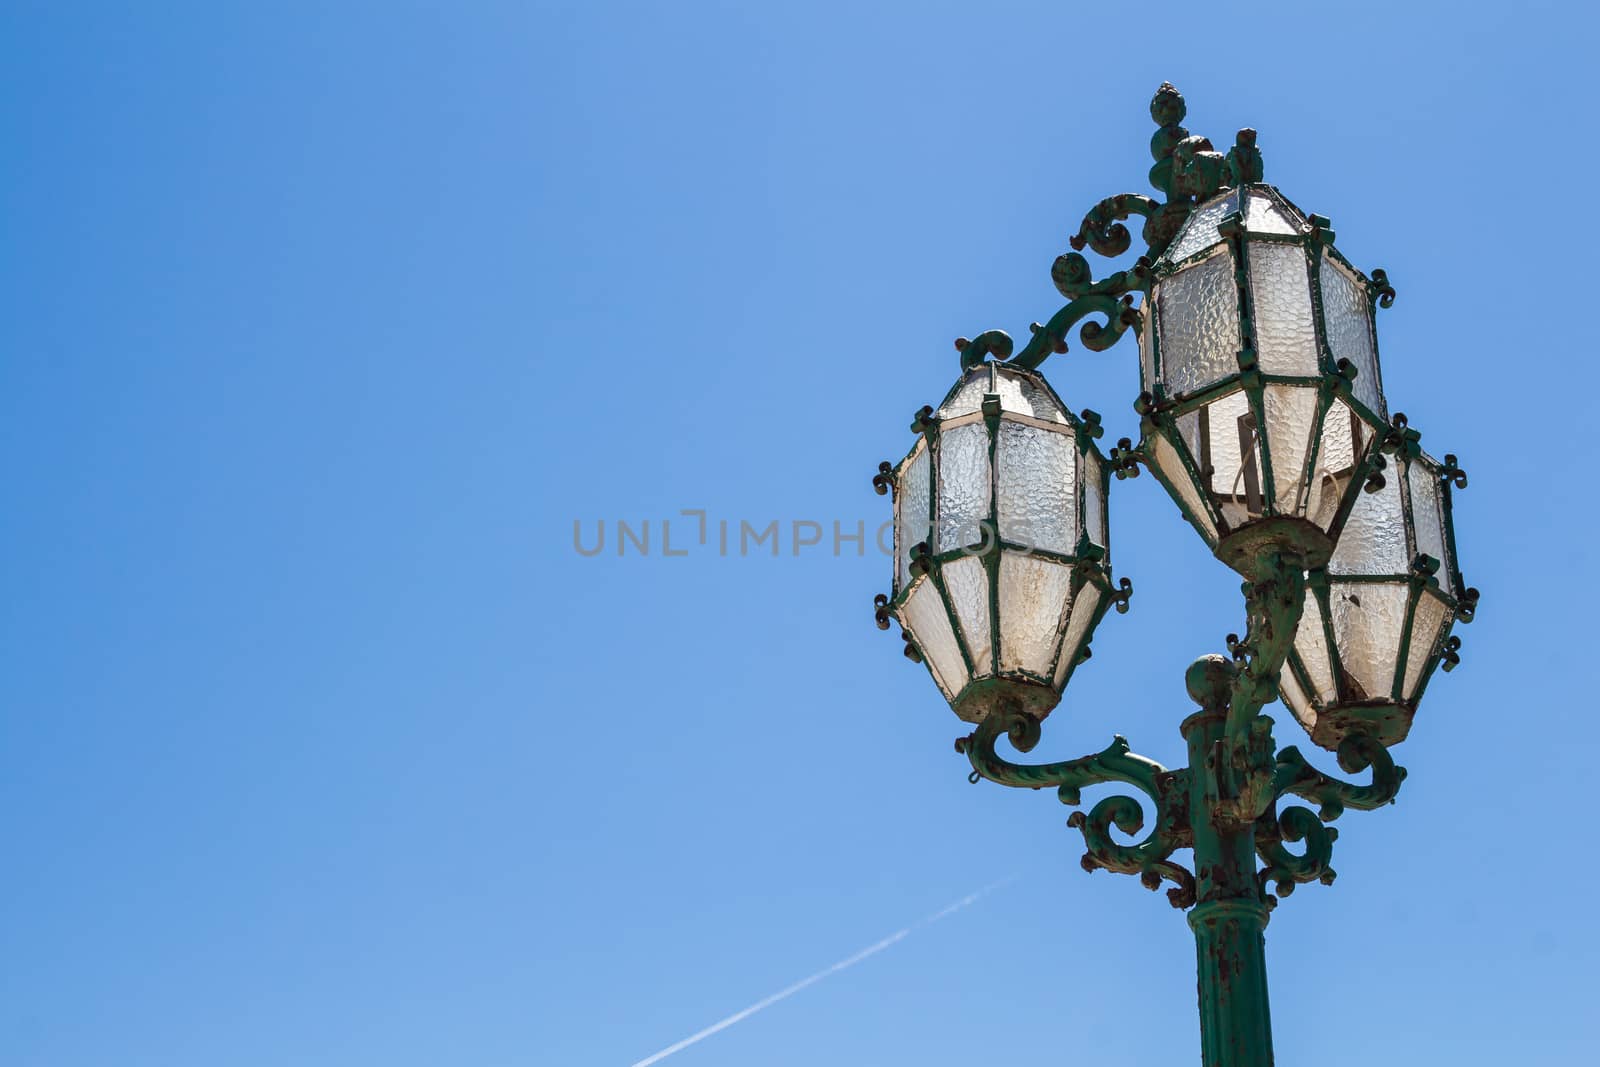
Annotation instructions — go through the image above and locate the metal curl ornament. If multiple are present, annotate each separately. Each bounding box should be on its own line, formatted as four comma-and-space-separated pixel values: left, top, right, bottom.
956, 702, 1195, 909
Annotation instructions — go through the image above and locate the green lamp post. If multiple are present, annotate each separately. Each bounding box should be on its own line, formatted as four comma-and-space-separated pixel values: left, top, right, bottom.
873, 84, 1477, 1067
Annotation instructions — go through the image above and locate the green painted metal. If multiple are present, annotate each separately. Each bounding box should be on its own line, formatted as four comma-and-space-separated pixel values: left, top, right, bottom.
875, 82, 1479, 1067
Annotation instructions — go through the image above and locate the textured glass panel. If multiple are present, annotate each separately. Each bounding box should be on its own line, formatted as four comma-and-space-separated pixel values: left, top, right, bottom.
1177, 410, 1202, 462
998, 551, 1073, 676
1199, 390, 1264, 528
1053, 582, 1103, 687
1244, 192, 1300, 235
996, 421, 1076, 554
895, 445, 931, 594
938, 367, 990, 419
1166, 192, 1238, 263
937, 422, 992, 551
993, 368, 1067, 423
1307, 399, 1368, 531
1158, 250, 1241, 397
1295, 588, 1337, 701
1320, 252, 1385, 418
1407, 458, 1451, 594
942, 555, 993, 676
1330, 580, 1409, 701
1402, 590, 1451, 700
1263, 385, 1318, 515
1138, 301, 1155, 393
1278, 660, 1316, 733
1084, 451, 1106, 547
1329, 466, 1408, 575
1151, 432, 1217, 543
1249, 243, 1319, 376
902, 576, 969, 699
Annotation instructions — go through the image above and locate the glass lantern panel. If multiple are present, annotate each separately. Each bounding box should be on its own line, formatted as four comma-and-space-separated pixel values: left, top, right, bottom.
1407, 457, 1452, 595
1294, 589, 1337, 701
1402, 589, 1451, 700
1248, 242, 1319, 376
1157, 249, 1241, 398
993, 368, 1068, 423
1084, 450, 1106, 548
1306, 399, 1370, 532
996, 420, 1076, 555
938, 368, 990, 419
1319, 252, 1385, 418
1053, 582, 1104, 687
937, 421, 992, 551
1329, 465, 1408, 575
1244, 191, 1300, 235
998, 550, 1073, 676
1197, 390, 1266, 530
1138, 301, 1155, 393
1150, 431, 1218, 543
941, 555, 993, 676
1165, 191, 1238, 264
895, 444, 931, 594
1277, 661, 1317, 734
902, 576, 970, 700
1263, 384, 1318, 515
1330, 580, 1409, 701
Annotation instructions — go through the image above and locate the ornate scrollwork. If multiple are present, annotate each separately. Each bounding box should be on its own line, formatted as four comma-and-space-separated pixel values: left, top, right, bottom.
956, 703, 1195, 908
1050, 251, 1151, 302
1111, 577, 1134, 615
1370, 267, 1397, 308
1252, 732, 1405, 903
1109, 437, 1143, 479
1070, 193, 1161, 259
1255, 803, 1337, 901
951, 82, 1270, 377
954, 330, 1015, 371
1271, 732, 1406, 822
871, 460, 894, 497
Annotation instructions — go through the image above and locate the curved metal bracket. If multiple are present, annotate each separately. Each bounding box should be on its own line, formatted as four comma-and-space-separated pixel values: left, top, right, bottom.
1252, 734, 1406, 903
1272, 733, 1407, 821
957, 704, 1195, 908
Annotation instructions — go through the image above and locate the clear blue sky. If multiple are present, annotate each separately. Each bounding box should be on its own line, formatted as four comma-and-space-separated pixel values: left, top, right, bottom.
1, 2, 1591, 1065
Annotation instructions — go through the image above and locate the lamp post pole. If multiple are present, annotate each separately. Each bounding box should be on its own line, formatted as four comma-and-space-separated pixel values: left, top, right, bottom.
1184, 680, 1276, 1067
878, 84, 1474, 1067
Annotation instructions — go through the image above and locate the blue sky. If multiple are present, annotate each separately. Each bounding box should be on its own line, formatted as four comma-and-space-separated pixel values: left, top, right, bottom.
1, 2, 1591, 1064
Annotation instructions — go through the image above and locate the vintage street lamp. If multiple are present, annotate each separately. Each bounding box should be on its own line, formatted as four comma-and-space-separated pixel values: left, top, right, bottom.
873, 85, 1477, 1067
874, 359, 1126, 724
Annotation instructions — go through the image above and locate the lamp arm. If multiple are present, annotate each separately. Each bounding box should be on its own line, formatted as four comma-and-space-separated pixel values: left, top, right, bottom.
1008, 295, 1141, 371
957, 704, 1196, 908
1214, 549, 1307, 823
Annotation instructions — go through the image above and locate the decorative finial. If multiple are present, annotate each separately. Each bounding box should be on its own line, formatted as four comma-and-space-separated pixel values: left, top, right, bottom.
1148, 83, 1190, 197
1150, 82, 1186, 127
1227, 128, 1264, 185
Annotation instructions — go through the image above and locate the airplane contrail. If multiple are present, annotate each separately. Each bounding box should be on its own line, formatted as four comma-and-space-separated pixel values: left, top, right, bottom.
627, 877, 1017, 1067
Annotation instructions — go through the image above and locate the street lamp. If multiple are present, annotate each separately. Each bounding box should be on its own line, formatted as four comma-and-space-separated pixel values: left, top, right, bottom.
873, 84, 1477, 1067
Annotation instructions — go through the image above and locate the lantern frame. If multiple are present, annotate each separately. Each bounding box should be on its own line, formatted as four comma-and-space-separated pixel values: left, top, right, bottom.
883, 360, 1126, 724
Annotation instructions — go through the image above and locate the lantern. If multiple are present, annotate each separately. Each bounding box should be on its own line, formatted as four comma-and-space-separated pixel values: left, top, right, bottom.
881, 359, 1121, 723
1137, 183, 1394, 579
1277, 440, 1477, 749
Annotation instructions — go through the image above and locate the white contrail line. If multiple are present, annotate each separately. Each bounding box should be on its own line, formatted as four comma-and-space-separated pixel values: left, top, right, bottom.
627, 877, 1017, 1067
